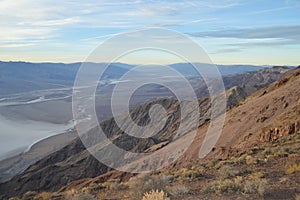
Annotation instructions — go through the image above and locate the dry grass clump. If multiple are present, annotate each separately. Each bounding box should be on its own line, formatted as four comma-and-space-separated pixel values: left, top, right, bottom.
202, 176, 267, 197
86, 183, 102, 192
21, 191, 37, 200
37, 192, 53, 200
286, 163, 300, 174
142, 190, 170, 200
295, 194, 300, 200
73, 193, 97, 200
218, 165, 240, 179
259, 145, 296, 160
249, 172, 264, 179
65, 188, 77, 199
178, 167, 203, 180
167, 185, 189, 196
128, 174, 171, 200
243, 178, 267, 197
102, 181, 128, 190
202, 176, 243, 194
206, 159, 219, 168
245, 155, 258, 165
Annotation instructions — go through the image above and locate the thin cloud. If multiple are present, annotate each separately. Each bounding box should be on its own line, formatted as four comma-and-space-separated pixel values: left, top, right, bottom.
150, 18, 218, 28
209, 48, 243, 54
28, 17, 82, 26
226, 39, 298, 48
248, 6, 292, 15
0, 43, 36, 48
188, 25, 300, 41
0, 27, 57, 42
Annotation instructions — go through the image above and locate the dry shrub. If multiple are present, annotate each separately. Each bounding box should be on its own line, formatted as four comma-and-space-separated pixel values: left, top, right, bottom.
167, 185, 189, 196
21, 191, 37, 200
218, 165, 240, 179
142, 190, 170, 200
286, 163, 300, 174
179, 167, 203, 180
38, 192, 53, 200
202, 176, 243, 194
244, 178, 267, 197
73, 193, 97, 200
202, 176, 267, 196
102, 181, 128, 190
65, 188, 77, 199
128, 174, 171, 200
245, 155, 257, 165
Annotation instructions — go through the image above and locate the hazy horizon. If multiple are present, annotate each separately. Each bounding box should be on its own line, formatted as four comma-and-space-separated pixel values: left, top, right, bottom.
0, 60, 297, 67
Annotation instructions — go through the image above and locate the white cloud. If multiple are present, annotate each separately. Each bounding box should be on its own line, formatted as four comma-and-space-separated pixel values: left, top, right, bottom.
0, 43, 36, 48
0, 27, 56, 42
0, 0, 242, 57
20, 17, 82, 26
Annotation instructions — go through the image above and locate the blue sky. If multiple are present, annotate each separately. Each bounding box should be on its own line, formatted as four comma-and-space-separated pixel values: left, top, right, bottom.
0, 0, 299, 65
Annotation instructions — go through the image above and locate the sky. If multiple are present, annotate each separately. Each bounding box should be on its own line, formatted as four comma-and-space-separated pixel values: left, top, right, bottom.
0, 0, 299, 65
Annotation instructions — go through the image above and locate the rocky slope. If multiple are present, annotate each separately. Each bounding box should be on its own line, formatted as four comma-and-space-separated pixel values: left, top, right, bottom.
44, 67, 299, 200
0, 66, 294, 199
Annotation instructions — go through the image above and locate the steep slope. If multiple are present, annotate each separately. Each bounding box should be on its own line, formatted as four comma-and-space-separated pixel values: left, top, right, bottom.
0, 67, 295, 199
0, 99, 195, 198
47, 67, 300, 200
0, 66, 288, 189
184, 67, 300, 160
0, 130, 77, 183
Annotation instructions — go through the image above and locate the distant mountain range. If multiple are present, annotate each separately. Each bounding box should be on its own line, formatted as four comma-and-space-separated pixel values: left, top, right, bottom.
0, 61, 280, 96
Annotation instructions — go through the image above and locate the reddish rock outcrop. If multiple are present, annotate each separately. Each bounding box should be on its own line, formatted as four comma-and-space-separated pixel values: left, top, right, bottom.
259, 121, 300, 142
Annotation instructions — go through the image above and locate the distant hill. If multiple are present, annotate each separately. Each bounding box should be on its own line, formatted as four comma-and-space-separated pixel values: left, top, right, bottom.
0, 62, 129, 96
0, 61, 285, 96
